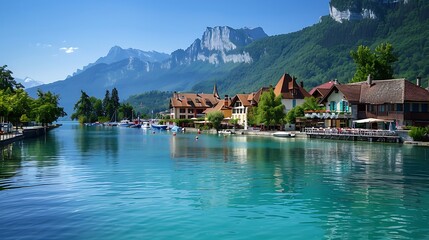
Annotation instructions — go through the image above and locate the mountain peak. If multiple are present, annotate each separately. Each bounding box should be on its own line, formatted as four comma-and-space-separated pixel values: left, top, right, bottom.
329, 0, 409, 23
169, 26, 268, 66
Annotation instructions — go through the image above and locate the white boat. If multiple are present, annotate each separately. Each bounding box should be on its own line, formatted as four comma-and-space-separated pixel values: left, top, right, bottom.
219, 129, 235, 134
272, 131, 296, 138
118, 120, 132, 127
141, 121, 150, 129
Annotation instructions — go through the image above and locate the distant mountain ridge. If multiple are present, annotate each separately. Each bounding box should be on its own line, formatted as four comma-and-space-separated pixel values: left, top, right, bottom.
26, 0, 429, 117
16, 77, 43, 88
27, 26, 267, 116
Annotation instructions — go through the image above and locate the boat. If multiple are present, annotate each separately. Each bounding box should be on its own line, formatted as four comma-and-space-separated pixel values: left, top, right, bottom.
170, 126, 183, 132
151, 124, 168, 130
141, 121, 151, 129
118, 120, 133, 127
218, 129, 235, 134
272, 131, 296, 138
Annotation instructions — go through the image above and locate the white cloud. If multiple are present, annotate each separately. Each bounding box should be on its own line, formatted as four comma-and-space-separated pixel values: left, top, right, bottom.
60, 47, 79, 54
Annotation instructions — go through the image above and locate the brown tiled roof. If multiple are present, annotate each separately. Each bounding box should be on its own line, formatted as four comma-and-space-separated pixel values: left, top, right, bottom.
358, 79, 429, 104
336, 85, 361, 103
203, 100, 231, 114
235, 94, 252, 107
170, 93, 219, 108
253, 87, 270, 104
273, 73, 311, 99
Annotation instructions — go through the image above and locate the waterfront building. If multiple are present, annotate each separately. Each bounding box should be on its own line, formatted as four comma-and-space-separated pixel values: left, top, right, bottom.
169, 85, 220, 119
309, 75, 429, 128
273, 73, 311, 114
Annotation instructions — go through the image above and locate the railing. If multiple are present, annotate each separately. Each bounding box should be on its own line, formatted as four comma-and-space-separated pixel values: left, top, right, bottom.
305, 127, 398, 137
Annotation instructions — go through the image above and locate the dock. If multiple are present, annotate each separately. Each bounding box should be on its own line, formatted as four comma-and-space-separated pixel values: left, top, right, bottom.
1, 124, 61, 146
0, 132, 24, 146
305, 127, 401, 143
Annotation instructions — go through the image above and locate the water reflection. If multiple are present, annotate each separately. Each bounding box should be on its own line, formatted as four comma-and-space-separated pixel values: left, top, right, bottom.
168, 135, 429, 237
74, 125, 119, 162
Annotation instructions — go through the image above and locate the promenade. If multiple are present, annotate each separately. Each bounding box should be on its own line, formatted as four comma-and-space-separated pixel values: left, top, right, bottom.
305, 127, 401, 143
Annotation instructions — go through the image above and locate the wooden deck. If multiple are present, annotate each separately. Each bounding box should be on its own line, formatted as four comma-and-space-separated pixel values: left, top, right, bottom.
305, 127, 401, 143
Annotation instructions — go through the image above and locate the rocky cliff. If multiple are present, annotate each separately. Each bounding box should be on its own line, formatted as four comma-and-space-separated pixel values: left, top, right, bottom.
329, 0, 409, 23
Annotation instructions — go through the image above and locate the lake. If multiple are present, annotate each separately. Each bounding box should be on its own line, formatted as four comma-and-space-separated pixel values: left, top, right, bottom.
1, 122, 429, 239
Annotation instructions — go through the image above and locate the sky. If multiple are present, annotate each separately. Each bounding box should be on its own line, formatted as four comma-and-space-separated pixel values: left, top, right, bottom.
1, 0, 330, 84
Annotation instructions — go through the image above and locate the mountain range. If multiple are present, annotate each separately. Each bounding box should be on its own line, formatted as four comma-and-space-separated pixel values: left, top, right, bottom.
26, 0, 429, 117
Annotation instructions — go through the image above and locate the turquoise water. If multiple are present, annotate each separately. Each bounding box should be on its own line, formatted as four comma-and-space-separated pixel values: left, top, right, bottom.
1, 122, 429, 239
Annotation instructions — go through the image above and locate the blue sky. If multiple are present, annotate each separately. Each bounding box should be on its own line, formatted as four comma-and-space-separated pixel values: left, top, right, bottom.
1, 0, 330, 84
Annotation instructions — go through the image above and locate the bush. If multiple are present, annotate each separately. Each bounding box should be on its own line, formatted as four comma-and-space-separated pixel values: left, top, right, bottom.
409, 126, 429, 141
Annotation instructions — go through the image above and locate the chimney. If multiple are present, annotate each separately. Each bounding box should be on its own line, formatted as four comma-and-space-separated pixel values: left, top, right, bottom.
367, 74, 372, 86
334, 79, 338, 84
300, 81, 304, 88
224, 95, 229, 107
417, 77, 421, 87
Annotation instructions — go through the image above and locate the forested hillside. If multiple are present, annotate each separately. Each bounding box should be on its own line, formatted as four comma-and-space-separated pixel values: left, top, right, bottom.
191, 0, 429, 95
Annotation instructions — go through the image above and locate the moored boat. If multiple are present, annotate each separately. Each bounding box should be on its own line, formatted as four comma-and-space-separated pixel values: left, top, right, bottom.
272, 131, 296, 138
151, 124, 168, 130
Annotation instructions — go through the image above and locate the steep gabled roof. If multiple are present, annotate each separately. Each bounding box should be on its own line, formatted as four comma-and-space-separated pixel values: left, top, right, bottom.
319, 84, 361, 104
273, 73, 310, 99
309, 80, 340, 95
230, 94, 252, 107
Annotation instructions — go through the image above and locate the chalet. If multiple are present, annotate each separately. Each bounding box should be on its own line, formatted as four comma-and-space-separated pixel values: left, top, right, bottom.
229, 87, 270, 129
169, 85, 220, 119
312, 75, 429, 128
273, 73, 311, 113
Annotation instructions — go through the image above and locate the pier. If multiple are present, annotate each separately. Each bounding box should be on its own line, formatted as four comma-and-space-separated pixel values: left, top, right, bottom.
305, 127, 401, 143
1, 124, 61, 146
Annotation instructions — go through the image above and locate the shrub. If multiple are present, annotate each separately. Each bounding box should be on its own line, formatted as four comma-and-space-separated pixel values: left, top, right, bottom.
409, 127, 429, 141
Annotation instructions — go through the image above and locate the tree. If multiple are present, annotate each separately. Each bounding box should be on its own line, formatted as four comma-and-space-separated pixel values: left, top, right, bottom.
32, 90, 66, 126
207, 111, 224, 133
71, 90, 93, 123
111, 87, 120, 114
102, 90, 112, 118
302, 96, 323, 111
0, 65, 23, 91
118, 103, 134, 120
255, 89, 285, 129
350, 42, 397, 83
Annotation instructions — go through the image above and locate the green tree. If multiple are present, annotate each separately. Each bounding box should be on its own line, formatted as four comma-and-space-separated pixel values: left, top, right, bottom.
118, 103, 134, 120
286, 105, 304, 124
0, 65, 23, 91
302, 96, 323, 111
350, 43, 397, 83
207, 111, 224, 133
111, 87, 120, 114
32, 90, 66, 126
71, 90, 93, 123
255, 89, 285, 129
102, 90, 113, 118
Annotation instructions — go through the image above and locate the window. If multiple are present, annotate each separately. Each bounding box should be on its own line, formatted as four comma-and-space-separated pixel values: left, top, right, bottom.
180, 108, 186, 113
422, 104, 428, 112
188, 109, 193, 114
330, 101, 336, 111
404, 103, 410, 112
293, 99, 296, 108
412, 103, 419, 112
379, 105, 385, 112
396, 104, 403, 112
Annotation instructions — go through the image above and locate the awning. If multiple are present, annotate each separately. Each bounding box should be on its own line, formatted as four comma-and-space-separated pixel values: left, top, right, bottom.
353, 118, 394, 124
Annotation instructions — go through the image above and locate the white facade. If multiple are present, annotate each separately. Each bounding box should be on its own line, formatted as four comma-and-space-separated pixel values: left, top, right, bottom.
324, 90, 351, 113
231, 101, 249, 130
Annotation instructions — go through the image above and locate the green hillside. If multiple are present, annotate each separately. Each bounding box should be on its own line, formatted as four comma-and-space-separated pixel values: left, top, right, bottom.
127, 0, 429, 114
192, 0, 429, 94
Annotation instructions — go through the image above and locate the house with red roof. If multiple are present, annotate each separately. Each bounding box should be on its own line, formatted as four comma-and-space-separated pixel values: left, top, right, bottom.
273, 73, 311, 113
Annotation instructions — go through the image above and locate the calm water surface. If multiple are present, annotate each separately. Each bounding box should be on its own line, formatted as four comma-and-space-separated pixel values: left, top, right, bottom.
1, 122, 429, 239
